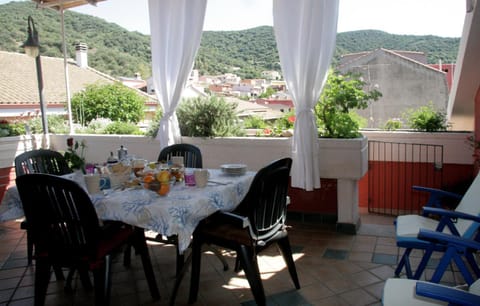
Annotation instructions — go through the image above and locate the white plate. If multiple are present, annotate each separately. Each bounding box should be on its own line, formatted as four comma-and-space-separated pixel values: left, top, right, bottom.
220, 164, 247, 175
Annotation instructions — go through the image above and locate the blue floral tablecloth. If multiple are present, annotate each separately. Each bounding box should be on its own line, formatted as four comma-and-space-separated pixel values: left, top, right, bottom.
0, 169, 255, 253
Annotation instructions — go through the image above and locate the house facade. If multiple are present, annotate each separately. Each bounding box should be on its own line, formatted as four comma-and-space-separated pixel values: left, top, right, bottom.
338, 49, 450, 129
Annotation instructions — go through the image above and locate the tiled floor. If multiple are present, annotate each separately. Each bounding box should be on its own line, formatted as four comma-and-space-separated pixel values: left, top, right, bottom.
0, 211, 468, 305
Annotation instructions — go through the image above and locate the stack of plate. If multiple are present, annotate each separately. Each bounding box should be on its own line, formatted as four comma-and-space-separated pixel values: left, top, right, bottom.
220, 164, 247, 176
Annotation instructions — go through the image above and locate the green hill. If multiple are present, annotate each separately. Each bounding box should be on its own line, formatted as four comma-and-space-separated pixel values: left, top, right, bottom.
0, 1, 460, 79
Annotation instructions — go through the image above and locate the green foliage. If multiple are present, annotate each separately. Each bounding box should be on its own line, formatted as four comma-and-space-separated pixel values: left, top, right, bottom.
0, 120, 25, 137
272, 111, 296, 135
243, 115, 267, 129
64, 137, 86, 172
146, 107, 164, 138
76, 118, 112, 134
103, 121, 143, 135
404, 103, 449, 132
258, 87, 276, 99
0, 2, 460, 78
383, 119, 403, 131
27, 115, 69, 134
71, 82, 145, 125
177, 97, 243, 137
315, 70, 382, 138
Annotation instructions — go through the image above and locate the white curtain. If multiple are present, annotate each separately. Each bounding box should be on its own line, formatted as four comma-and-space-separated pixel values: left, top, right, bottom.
273, 0, 339, 191
148, 0, 207, 149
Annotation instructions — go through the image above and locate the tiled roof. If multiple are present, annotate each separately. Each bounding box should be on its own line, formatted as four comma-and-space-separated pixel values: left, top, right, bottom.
0, 51, 115, 106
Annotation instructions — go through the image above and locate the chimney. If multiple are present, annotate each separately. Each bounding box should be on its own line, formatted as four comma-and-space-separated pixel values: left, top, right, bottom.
75, 43, 88, 68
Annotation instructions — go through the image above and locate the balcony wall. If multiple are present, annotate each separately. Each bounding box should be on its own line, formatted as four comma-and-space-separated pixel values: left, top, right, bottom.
0, 131, 474, 227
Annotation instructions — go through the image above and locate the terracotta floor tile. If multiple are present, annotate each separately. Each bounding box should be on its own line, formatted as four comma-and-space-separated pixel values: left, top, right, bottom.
0, 214, 469, 305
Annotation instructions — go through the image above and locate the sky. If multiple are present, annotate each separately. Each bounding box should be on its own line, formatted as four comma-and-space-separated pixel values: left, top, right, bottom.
1, 0, 467, 38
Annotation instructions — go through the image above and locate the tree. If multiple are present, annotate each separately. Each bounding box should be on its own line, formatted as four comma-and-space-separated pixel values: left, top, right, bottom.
315, 70, 382, 138
176, 96, 243, 137
71, 82, 146, 125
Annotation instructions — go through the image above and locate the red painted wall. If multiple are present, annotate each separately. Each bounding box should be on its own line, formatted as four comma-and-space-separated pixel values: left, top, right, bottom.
0, 167, 15, 201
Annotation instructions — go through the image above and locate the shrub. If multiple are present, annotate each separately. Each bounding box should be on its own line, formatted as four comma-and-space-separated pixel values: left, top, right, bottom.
404, 103, 449, 132
177, 96, 244, 137
315, 70, 382, 138
383, 119, 403, 131
146, 107, 163, 138
243, 115, 267, 129
27, 115, 69, 134
0, 120, 26, 137
272, 110, 296, 136
103, 121, 143, 135
77, 118, 113, 134
71, 82, 145, 125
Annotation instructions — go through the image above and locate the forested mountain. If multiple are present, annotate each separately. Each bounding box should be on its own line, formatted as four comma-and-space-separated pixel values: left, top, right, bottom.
0, 1, 460, 79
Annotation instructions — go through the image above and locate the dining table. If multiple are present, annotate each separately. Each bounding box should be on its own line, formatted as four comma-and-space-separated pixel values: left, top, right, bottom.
0, 168, 256, 254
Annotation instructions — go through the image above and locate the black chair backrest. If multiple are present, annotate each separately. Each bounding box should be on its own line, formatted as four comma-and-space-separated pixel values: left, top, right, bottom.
15, 174, 101, 263
237, 158, 292, 242
15, 149, 72, 176
158, 144, 203, 168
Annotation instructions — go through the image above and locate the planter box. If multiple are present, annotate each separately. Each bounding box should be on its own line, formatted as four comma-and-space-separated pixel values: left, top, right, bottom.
318, 136, 368, 180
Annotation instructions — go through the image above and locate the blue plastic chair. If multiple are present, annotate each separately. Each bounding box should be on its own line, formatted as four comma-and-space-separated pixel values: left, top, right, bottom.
383, 278, 480, 306
385, 230, 480, 305
394, 173, 480, 281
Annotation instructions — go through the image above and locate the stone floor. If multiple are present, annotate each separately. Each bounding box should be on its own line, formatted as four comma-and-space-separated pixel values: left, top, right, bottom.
0, 211, 468, 305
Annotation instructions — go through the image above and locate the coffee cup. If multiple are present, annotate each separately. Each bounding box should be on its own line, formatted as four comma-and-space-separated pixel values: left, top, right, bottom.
194, 169, 210, 188
171, 156, 184, 167
84, 174, 107, 194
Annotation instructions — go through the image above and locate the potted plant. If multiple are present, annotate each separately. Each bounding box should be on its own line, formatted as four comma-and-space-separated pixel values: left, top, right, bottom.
314, 70, 381, 178
314, 70, 382, 233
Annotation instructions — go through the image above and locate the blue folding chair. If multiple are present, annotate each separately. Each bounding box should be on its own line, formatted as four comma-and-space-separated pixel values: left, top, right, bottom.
385, 230, 480, 305
383, 278, 480, 306
394, 173, 480, 281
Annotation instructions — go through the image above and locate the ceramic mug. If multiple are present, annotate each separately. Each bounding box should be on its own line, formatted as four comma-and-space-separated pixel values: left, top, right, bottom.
84, 174, 107, 194
194, 169, 210, 188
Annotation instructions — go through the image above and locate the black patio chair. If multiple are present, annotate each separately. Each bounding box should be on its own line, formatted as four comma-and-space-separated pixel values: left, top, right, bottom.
15, 173, 160, 306
188, 157, 300, 306
14, 149, 73, 265
154, 143, 228, 275
157, 143, 203, 168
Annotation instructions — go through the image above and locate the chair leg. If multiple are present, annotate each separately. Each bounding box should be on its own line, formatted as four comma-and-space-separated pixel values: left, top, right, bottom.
34, 257, 51, 306
176, 244, 185, 276
452, 251, 476, 286
26, 230, 33, 265
430, 247, 457, 283
207, 244, 229, 271
277, 237, 300, 289
413, 248, 435, 280
188, 236, 203, 304
92, 255, 112, 306
465, 252, 480, 278
234, 256, 242, 272
237, 245, 266, 306
395, 248, 413, 278
133, 228, 160, 300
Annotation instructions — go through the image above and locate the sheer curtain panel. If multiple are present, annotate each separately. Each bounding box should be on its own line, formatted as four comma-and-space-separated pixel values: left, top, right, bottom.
148, 0, 207, 149
273, 0, 339, 191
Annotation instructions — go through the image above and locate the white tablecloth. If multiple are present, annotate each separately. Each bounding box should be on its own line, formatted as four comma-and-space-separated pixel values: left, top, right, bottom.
0, 169, 255, 253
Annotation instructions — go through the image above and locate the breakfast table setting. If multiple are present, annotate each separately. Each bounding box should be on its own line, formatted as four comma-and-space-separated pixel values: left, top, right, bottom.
0, 160, 255, 254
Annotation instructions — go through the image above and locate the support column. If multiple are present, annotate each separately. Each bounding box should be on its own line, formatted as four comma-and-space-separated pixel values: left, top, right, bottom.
336, 178, 361, 234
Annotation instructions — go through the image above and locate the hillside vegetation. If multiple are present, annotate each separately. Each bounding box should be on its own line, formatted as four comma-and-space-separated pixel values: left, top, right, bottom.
0, 1, 460, 79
